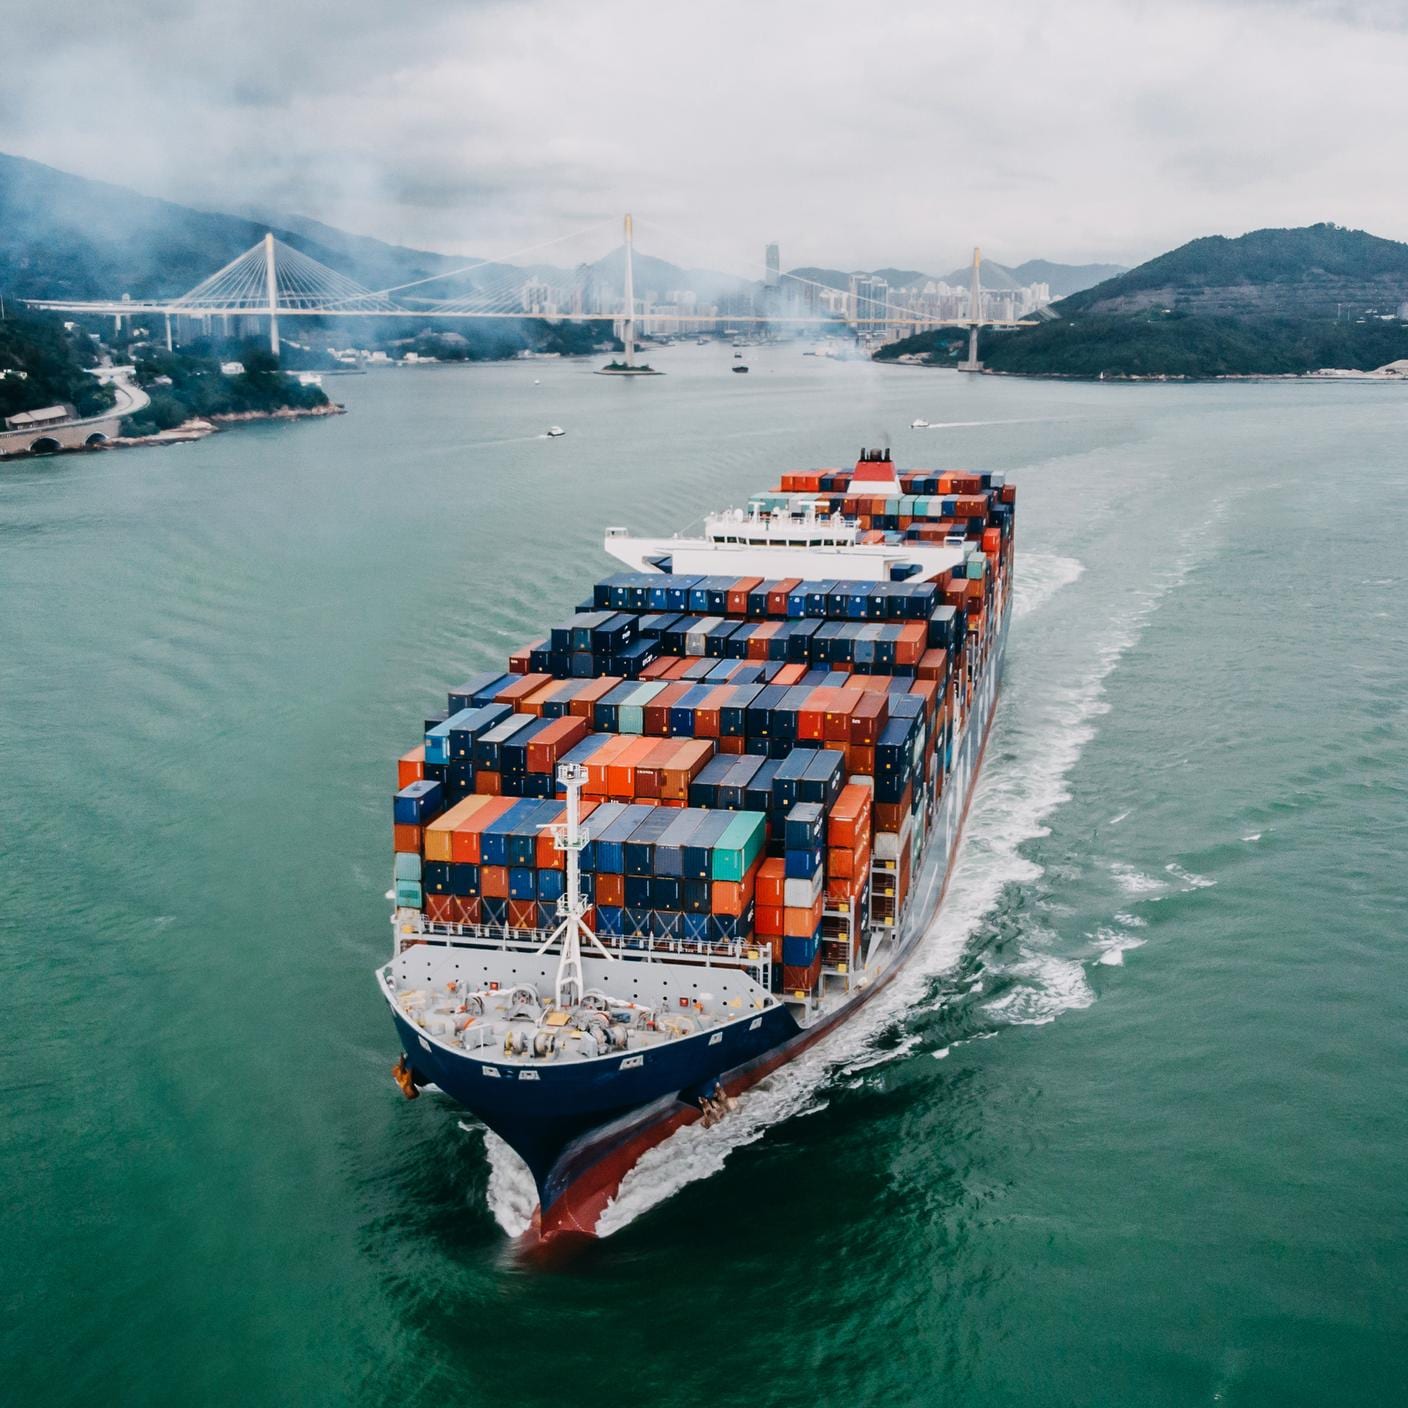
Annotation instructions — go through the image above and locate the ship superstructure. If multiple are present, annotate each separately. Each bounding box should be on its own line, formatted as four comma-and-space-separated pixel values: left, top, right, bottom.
379, 449, 1014, 1243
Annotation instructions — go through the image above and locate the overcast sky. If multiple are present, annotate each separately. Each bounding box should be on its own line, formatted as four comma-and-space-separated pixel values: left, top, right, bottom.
2, 0, 1404, 273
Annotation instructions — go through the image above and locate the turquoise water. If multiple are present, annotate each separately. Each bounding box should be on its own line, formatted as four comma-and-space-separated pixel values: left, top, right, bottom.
2, 346, 1405, 1405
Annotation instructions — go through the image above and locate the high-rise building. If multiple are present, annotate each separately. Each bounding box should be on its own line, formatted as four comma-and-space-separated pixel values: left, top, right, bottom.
849, 273, 889, 333
765, 243, 781, 288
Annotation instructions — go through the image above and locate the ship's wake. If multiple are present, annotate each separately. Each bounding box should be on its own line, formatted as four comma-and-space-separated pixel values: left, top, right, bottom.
483, 532, 1211, 1239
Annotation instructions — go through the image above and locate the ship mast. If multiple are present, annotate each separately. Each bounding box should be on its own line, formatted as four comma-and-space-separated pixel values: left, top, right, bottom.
539, 762, 611, 1006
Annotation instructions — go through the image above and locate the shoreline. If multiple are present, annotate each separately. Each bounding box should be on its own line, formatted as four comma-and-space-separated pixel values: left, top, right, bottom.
876, 359, 1408, 385
5, 402, 346, 460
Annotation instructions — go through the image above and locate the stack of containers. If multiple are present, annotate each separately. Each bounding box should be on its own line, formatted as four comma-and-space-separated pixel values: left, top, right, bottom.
781, 801, 825, 996
822, 780, 873, 970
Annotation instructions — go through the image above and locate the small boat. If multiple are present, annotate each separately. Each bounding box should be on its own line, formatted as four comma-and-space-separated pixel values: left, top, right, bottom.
733, 351, 743, 359
911, 418, 929, 429
697, 337, 708, 346
533, 378, 541, 386
546, 426, 566, 437
732, 365, 749, 374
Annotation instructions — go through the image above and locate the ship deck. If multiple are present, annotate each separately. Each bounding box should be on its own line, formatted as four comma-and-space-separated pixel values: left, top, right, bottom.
391, 978, 761, 1066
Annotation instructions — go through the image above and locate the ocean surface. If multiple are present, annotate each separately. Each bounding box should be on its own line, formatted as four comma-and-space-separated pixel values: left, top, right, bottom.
2, 345, 1405, 1407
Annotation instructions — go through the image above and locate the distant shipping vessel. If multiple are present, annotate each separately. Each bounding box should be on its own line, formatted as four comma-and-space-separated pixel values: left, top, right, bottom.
380, 448, 1014, 1247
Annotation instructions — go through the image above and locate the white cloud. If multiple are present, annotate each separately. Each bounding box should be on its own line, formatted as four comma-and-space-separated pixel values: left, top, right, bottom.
1, 0, 1404, 271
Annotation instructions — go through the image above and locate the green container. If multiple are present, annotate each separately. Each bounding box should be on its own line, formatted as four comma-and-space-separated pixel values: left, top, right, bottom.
619, 681, 665, 735
966, 556, 986, 581
394, 852, 421, 883
395, 879, 423, 910
710, 811, 767, 882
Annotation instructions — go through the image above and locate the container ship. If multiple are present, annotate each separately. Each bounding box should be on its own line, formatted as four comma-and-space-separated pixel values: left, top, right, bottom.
379, 449, 1014, 1246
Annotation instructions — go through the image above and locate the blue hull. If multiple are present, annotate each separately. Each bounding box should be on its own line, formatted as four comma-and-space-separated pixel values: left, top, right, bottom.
389, 602, 1009, 1229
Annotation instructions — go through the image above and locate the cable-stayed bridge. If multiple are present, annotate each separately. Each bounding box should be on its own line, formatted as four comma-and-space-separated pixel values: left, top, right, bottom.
24, 215, 1032, 368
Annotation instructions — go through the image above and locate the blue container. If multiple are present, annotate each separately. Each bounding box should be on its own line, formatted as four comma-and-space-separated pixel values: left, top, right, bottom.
394, 779, 442, 826
785, 845, 822, 880
785, 802, 825, 851
682, 811, 734, 881
624, 874, 652, 908
508, 867, 536, 900
536, 868, 564, 903
683, 912, 712, 943
593, 804, 654, 875
624, 809, 675, 876
578, 800, 625, 872
422, 861, 451, 894
481, 897, 508, 927
681, 879, 710, 914
783, 933, 821, 967
448, 863, 479, 897
598, 905, 625, 937
654, 810, 705, 877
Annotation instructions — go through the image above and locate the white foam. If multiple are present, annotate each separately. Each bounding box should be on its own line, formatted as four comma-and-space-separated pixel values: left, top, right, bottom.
1165, 862, 1216, 890
1242, 832, 1262, 843
1107, 810, 1130, 825
932, 1046, 951, 1060
1109, 862, 1165, 895
981, 950, 1095, 1025
1014, 552, 1085, 620
1092, 923, 1147, 967
1113, 912, 1148, 928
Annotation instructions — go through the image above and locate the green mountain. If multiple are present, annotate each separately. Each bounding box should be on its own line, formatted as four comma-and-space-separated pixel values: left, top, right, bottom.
878, 225, 1408, 378
1058, 223, 1408, 318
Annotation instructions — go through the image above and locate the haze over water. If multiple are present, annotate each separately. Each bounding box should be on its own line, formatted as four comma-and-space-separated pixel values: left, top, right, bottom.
2, 346, 1405, 1406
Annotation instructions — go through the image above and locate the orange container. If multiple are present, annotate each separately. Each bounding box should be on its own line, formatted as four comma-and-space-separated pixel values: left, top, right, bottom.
596, 873, 625, 907
585, 734, 631, 795
607, 736, 657, 799
424, 793, 492, 862
480, 866, 510, 900
451, 795, 515, 864
772, 662, 806, 686
711, 878, 754, 917
660, 739, 714, 801
848, 745, 875, 776
918, 649, 948, 682
393, 823, 422, 854
495, 672, 550, 707
460, 897, 483, 926
397, 746, 425, 789
909, 678, 939, 723
748, 621, 780, 660
784, 896, 824, 937
718, 736, 745, 755
568, 676, 621, 720
522, 679, 563, 717
477, 771, 502, 796
756, 857, 787, 908
827, 782, 872, 848
526, 715, 587, 774
897, 623, 926, 666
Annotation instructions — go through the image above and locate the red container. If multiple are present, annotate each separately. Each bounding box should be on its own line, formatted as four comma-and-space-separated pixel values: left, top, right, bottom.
850, 693, 888, 745
451, 795, 514, 864
526, 715, 587, 774
397, 746, 425, 789
393, 823, 422, 854
508, 899, 537, 930
646, 683, 689, 735
426, 893, 462, 923
782, 956, 823, 994
725, 577, 762, 615
568, 676, 621, 719
755, 903, 784, 935
480, 866, 510, 900
825, 688, 862, 742
767, 579, 802, 616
